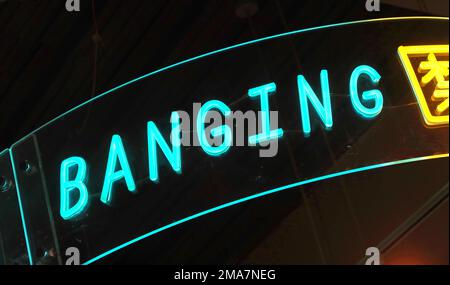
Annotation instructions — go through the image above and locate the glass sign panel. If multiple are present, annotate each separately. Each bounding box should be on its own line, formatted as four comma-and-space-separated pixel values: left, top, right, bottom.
1, 17, 448, 264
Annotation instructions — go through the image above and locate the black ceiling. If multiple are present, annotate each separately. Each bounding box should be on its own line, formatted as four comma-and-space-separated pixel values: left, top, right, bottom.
0, 0, 431, 150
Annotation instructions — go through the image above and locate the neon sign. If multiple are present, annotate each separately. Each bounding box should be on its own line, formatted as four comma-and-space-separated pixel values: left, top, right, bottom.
59, 64, 383, 220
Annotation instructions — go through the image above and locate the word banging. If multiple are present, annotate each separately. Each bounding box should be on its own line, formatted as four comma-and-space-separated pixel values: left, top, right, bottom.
60, 65, 383, 220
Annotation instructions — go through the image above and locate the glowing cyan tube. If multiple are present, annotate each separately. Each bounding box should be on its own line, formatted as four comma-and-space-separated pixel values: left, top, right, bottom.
297, 70, 333, 135
60, 156, 89, 220
349, 65, 383, 119
100, 135, 136, 205
197, 100, 232, 156
248, 83, 284, 145
148, 112, 182, 182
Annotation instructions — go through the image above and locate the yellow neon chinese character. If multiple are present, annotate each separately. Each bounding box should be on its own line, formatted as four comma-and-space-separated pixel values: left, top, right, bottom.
418, 53, 449, 115
398, 45, 449, 126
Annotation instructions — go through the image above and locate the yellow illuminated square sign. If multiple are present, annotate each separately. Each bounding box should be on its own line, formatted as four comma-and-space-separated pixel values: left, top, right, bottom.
398, 45, 449, 126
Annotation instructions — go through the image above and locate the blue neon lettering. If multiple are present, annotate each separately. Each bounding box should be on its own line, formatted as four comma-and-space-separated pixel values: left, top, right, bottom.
100, 135, 136, 205
349, 65, 384, 118
60, 157, 89, 220
248, 83, 284, 145
148, 112, 182, 182
297, 70, 333, 135
197, 100, 232, 156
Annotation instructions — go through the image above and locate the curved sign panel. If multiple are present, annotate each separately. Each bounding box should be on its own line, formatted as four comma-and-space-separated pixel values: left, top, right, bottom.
0, 17, 448, 265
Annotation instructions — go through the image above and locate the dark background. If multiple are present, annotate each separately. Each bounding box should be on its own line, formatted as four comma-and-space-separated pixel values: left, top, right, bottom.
0, 0, 448, 150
